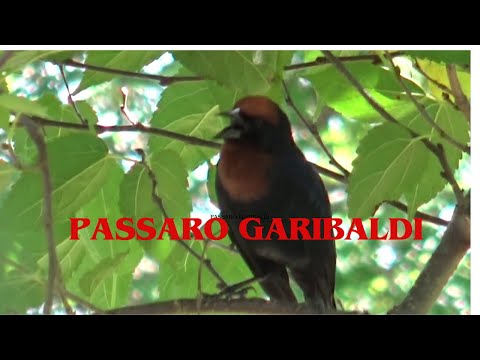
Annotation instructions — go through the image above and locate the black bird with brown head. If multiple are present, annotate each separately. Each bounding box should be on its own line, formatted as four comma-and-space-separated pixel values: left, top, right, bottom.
214, 95, 337, 313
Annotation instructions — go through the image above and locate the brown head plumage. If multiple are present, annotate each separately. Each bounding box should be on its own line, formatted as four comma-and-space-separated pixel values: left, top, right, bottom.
214, 95, 293, 150
233, 96, 282, 125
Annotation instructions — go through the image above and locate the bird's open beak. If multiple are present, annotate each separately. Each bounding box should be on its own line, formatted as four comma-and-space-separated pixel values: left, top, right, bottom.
214, 108, 246, 140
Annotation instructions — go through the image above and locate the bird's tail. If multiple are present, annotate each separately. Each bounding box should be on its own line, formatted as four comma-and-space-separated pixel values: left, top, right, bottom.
291, 268, 336, 314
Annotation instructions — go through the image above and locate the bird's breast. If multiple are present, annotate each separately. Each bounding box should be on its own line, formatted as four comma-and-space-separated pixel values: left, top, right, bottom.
217, 143, 272, 203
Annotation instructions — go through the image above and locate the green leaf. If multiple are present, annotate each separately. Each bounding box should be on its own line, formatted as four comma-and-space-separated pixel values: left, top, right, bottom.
37, 93, 98, 125
65, 164, 144, 310
306, 63, 420, 122
0, 50, 79, 73
0, 161, 19, 191
149, 150, 192, 220
173, 50, 292, 93
70, 243, 143, 310
118, 163, 172, 261
149, 81, 239, 170
0, 94, 49, 117
37, 237, 85, 282
406, 50, 470, 66
0, 134, 117, 232
12, 95, 98, 163
207, 162, 218, 207
38, 165, 124, 284
74, 51, 164, 94
347, 123, 430, 219
400, 103, 470, 217
0, 264, 44, 314
0, 106, 10, 130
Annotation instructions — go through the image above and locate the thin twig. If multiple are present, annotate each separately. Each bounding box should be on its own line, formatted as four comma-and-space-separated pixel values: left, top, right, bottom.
119, 87, 136, 125
58, 289, 75, 315
282, 80, 350, 177
321, 51, 418, 135
385, 201, 449, 227
21, 115, 449, 228
57, 64, 87, 125
284, 51, 404, 71
322, 50, 466, 208
29, 116, 220, 148
62, 289, 105, 314
19, 116, 63, 315
413, 59, 454, 95
446, 64, 471, 123
436, 144, 465, 206
137, 149, 228, 290
385, 53, 470, 154
196, 242, 209, 309
61, 59, 203, 87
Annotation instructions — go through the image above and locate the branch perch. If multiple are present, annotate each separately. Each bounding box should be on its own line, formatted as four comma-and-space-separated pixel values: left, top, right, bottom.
102, 298, 366, 315
389, 191, 470, 314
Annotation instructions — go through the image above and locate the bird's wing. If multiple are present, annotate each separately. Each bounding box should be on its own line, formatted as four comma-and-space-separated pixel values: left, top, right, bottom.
272, 150, 337, 310
215, 167, 297, 303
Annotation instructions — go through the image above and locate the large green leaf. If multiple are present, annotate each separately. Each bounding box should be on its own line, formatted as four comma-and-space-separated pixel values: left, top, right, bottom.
119, 150, 192, 263
0, 264, 44, 314
73, 51, 164, 94
400, 103, 470, 218
306, 63, 422, 122
12, 94, 98, 164
0, 134, 117, 232
149, 150, 192, 220
0, 106, 9, 130
0, 161, 19, 192
149, 81, 240, 170
66, 164, 144, 310
0, 94, 49, 118
173, 50, 292, 93
347, 123, 430, 219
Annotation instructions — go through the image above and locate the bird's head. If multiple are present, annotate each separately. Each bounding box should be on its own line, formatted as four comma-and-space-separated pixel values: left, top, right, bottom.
214, 96, 294, 152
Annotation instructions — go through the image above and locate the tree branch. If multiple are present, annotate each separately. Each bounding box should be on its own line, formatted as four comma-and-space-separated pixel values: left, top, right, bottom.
389, 190, 470, 314
102, 297, 366, 315
385, 53, 470, 154
61, 59, 203, 87
57, 64, 87, 125
282, 80, 350, 177
19, 115, 63, 315
284, 51, 404, 71
446, 64, 471, 123
22, 115, 449, 228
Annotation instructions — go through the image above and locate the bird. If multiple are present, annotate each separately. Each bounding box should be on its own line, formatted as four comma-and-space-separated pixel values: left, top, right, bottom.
214, 95, 337, 313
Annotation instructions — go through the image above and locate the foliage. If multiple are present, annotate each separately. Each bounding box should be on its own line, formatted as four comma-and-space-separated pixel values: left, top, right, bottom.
0, 49, 471, 314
